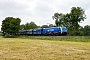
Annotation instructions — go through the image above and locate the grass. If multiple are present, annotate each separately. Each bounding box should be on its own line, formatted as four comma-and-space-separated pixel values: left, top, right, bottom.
19, 36, 90, 42
0, 36, 90, 60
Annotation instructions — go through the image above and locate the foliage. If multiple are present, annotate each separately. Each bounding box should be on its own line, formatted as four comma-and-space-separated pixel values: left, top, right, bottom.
20, 21, 38, 30
83, 25, 90, 36
52, 7, 86, 36
49, 24, 55, 27
41, 25, 49, 28
41, 24, 55, 28
1, 17, 21, 36
29, 21, 38, 29
52, 13, 64, 26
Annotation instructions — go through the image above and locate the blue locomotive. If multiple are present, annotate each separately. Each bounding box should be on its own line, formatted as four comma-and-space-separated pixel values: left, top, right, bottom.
20, 26, 67, 36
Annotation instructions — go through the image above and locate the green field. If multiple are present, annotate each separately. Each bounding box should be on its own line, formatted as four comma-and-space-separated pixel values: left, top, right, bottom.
0, 36, 90, 60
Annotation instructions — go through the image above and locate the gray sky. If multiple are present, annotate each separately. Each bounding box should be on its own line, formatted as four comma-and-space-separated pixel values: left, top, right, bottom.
0, 0, 90, 30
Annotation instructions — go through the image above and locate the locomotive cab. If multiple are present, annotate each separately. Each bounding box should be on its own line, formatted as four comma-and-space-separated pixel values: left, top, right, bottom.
60, 26, 67, 36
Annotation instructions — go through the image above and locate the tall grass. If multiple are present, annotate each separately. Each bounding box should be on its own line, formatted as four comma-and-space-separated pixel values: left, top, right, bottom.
19, 36, 90, 42
1, 35, 90, 42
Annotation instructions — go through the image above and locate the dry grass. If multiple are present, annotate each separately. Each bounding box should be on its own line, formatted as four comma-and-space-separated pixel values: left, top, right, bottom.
0, 36, 90, 60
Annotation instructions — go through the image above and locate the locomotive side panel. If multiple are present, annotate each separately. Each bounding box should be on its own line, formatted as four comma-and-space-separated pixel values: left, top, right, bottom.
33, 28, 42, 35
42, 27, 61, 36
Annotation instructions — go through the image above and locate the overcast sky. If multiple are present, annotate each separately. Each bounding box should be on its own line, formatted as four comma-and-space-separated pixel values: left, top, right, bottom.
0, 0, 90, 30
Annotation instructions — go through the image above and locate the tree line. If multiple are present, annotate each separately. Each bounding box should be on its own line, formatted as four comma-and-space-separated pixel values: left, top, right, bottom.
52, 7, 87, 36
20, 22, 55, 30
1, 7, 90, 36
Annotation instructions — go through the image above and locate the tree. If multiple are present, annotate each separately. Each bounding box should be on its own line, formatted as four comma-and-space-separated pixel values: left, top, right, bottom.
52, 13, 64, 26
78, 26, 84, 36
49, 24, 54, 27
41, 25, 49, 28
29, 21, 38, 29
1, 17, 21, 36
67, 7, 86, 35
52, 7, 86, 36
83, 25, 90, 36
20, 21, 38, 30
25, 22, 30, 30
20, 24, 25, 30
70, 7, 86, 29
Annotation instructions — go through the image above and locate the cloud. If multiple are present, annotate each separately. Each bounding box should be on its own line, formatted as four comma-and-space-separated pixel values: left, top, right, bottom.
0, 0, 90, 30
34, 1, 55, 17
56, 0, 90, 12
0, 0, 30, 16
41, 0, 90, 13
